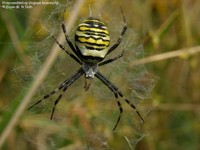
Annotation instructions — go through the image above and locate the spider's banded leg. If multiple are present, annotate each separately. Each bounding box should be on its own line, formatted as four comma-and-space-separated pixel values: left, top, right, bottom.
124, 99, 144, 123
51, 94, 62, 119
106, 8, 127, 55
50, 68, 84, 119
97, 72, 144, 123
95, 71, 124, 131
28, 68, 84, 111
99, 50, 125, 66
96, 71, 144, 129
61, 23, 76, 53
28, 79, 67, 110
52, 36, 82, 64
113, 100, 123, 131
61, 23, 83, 60
61, 7, 78, 55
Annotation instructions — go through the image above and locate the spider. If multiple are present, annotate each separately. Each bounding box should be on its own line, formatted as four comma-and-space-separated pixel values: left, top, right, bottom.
28, 8, 144, 131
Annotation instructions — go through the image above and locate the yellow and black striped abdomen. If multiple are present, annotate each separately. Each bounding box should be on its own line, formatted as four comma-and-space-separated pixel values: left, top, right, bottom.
75, 17, 110, 62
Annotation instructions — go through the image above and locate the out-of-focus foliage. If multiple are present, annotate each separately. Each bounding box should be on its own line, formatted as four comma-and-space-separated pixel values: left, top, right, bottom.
0, 0, 200, 149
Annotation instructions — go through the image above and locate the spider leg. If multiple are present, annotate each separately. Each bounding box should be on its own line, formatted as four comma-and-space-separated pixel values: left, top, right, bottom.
95, 71, 123, 131
49, 67, 84, 119
124, 99, 144, 123
28, 79, 67, 110
61, 11, 83, 62
113, 100, 123, 131
51, 7, 83, 64
99, 50, 125, 66
95, 71, 144, 130
61, 23, 79, 57
52, 36, 82, 64
51, 94, 62, 119
106, 7, 127, 55
61, 7, 79, 56
28, 68, 84, 111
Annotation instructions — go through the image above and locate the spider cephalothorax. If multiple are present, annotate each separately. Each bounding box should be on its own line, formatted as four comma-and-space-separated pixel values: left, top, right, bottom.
28, 8, 144, 131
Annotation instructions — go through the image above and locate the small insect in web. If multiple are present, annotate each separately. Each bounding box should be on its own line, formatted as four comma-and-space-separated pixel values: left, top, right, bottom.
28, 8, 144, 131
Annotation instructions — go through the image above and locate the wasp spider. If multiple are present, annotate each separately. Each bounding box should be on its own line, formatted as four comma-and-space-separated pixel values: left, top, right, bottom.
28, 8, 144, 131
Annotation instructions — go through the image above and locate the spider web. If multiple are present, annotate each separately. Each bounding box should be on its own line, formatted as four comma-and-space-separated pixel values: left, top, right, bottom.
2, 1, 158, 150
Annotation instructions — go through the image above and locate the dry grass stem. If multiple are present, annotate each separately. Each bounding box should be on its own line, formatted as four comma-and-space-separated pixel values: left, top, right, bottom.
131, 46, 200, 66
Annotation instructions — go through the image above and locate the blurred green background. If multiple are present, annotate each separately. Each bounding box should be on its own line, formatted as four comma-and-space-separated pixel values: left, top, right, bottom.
0, 0, 200, 149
